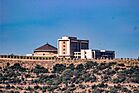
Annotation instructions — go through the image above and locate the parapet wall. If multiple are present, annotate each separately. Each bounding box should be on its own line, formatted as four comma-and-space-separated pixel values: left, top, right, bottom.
0, 55, 138, 61
0, 55, 139, 69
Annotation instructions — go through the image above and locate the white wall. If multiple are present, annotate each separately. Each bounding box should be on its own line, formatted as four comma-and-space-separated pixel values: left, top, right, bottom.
81, 49, 93, 59
58, 40, 70, 57
67, 40, 70, 55
33, 51, 56, 57
58, 41, 62, 55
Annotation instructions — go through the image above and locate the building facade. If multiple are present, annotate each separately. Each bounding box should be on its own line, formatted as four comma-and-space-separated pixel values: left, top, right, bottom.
33, 43, 57, 57
74, 52, 81, 59
58, 36, 89, 58
75, 49, 115, 59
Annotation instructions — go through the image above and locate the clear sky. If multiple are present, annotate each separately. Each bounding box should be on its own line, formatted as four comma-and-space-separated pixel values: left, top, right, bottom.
0, 0, 139, 58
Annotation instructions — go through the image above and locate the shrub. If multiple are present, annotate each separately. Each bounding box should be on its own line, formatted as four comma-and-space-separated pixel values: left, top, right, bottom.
34, 85, 40, 90
76, 64, 84, 71
9, 63, 27, 72
79, 84, 86, 89
92, 85, 97, 89
47, 85, 57, 92
84, 61, 97, 69
5, 84, 11, 89
32, 65, 48, 73
52, 64, 66, 73
92, 89, 103, 93
109, 88, 118, 93
42, 86, 47, 92
62, 69, 73, 77
117, 63, 125, 67
67, 63, 75, 70
84, 75, 96, 83
47, 79, 53, 85
26, 86, 32, 91
97, 83, 107, 88
112, 77, 126, 83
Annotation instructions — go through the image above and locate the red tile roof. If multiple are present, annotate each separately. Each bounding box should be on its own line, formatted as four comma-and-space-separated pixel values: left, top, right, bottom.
34, 43, 57, 52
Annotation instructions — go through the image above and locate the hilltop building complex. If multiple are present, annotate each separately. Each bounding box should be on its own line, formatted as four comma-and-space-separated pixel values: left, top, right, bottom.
32, 36, 115, 59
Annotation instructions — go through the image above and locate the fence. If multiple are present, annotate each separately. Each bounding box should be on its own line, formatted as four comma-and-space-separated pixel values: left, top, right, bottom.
0, 55, 139, 63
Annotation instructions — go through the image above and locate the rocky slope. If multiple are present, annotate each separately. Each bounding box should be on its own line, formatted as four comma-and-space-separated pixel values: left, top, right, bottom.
0, 60, 139, 93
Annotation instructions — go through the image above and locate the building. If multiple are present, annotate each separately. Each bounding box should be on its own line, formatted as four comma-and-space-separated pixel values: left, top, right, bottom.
94, 49, 115, 59
74, 49, 115, 59
26, 54, 33, 56
33, 43, 57, 57
74, 52, 81, 59
81, 49, 93, 59
58, 36, 89, 58
31, 36, 115, 59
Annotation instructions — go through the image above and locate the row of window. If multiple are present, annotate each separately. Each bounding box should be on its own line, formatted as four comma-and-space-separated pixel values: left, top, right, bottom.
63, 41, 66, 54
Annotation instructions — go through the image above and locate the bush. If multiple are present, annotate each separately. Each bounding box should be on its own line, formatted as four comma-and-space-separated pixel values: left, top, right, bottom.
67, 63, 75, 70
97, 63, 110, 70
9, 63, 27, 72
97, 83, 107, 88
113, 77, 126, 83
52, 64, 66, 73
92, 85, 97, 89
42, 86, 47, 92
79, 84, 86, 89
109, 88, 118, 93
117, 63, 125, 67
84, 75, 96, 83
47, 85, 57, 92
131, 75, 139, 83
62, 69, 73, 77
34, 85, 40, 90
92, 89, 103, 93
47, 79, 53, 85
26, 86, 32, 91
76, 64, 84, 71
5, 84, 11, 89
32, 65, 48, 73
84, 61, 97, 69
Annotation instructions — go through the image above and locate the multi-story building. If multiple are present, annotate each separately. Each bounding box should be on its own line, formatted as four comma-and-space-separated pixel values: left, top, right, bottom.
80, 49, 115, 59
58, 36, 89, 58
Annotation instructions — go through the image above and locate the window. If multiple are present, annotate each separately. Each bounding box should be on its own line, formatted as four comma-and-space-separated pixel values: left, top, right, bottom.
85, 55, 87, 59
85, 51, 87, 54
63, 41, 65, 44
63, 52, 65, 54
63, 45, 65, 47
78, 53, 81, 55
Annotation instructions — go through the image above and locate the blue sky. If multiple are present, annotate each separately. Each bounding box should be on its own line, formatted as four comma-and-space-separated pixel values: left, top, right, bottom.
0, 0, 139, 58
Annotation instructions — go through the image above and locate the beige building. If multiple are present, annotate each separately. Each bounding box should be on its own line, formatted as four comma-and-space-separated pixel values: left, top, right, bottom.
33, 43, 57, 57
58, 36, 89, 58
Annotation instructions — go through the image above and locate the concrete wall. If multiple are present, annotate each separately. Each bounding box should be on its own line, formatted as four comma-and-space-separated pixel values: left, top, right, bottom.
58, 40, 70, 57
33, 51, 57, 57
81, 49, 92, 59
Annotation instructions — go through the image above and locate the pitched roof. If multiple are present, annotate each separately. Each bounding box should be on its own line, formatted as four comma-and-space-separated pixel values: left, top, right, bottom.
34, 43, 57, 52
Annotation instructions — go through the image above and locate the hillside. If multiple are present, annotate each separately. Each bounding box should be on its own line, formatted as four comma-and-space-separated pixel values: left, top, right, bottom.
0, 60, 139, 93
